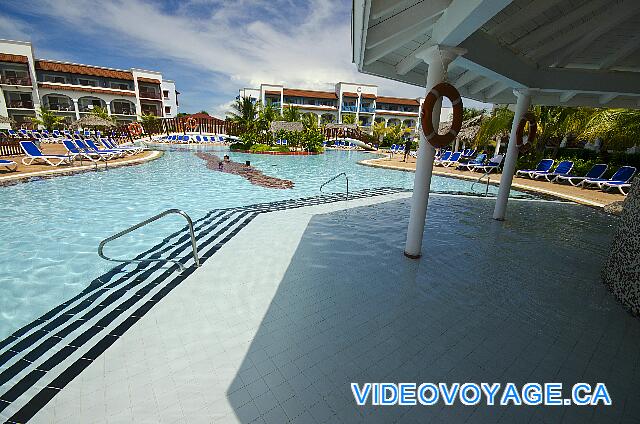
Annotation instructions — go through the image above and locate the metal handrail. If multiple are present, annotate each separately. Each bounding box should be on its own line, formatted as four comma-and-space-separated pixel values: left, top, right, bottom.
320, 172, 349, 200
98, 208, 200, 272
471, 171, 492, 197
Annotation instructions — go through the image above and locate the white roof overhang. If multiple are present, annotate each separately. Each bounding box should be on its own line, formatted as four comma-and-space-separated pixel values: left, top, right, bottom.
353, 0, 640, 108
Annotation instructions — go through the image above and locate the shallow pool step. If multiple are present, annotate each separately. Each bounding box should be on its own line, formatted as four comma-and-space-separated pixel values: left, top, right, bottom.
0, 187, 408, 423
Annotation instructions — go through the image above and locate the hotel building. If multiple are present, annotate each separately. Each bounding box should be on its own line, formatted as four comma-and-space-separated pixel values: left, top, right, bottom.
0, 39, 179, 129
238, 82, 453, 130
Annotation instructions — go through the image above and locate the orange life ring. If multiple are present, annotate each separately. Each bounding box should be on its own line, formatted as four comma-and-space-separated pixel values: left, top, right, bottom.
421, 82, 463, 148
515, 112, 537, 151
185, 117, 198, 131
128, 122, 143, 137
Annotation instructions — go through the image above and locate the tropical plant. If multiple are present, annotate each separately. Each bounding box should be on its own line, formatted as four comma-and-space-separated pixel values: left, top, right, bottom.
383, 124, 410, 146
140, 112, 159, 125
301, 113, 318, 130
198, 110, 210, 115
476, 106, 514, 147
341, 113, 356, 125
462, 107, 485, 121
580, 109, 640, 150
30, 107, 66, 130
227, 97, 260, 131
90, 106, 116, 123
372, 121, 387, 143
282, 105, 301, 122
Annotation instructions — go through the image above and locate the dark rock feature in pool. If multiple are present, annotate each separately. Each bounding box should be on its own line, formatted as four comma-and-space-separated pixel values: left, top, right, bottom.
602, 178, 640, 315
195, 152, 294, 189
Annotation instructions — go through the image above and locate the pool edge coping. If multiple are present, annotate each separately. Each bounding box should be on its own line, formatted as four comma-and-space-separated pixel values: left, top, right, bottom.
0, 150, 163, 186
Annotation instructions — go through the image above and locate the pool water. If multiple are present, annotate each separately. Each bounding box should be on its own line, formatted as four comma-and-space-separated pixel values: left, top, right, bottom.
0, 147, 535, 339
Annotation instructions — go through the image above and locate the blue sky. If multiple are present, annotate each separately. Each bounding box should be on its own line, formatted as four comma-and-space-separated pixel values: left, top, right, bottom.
0, 0, 488, 117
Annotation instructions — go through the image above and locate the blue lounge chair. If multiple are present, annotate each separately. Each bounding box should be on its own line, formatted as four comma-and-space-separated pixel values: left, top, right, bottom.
531, 160, 574, 181
471, 154, 504, 173
434, 151, 452, 165
100, 138, 137, 155
0, 159, 17, 171
600, 181, 632, 195
77, 139, 120, 158
218, 136, 224, 142
440, 151, 462, 167
202, 136, 209, 142
20, 141, 73, 166
516, 159, 555, 178
63, 140, 108, 162
581, 166, 636, 189
457, 153, 487, 171
83, 139, 125, 157
554, 164, 608, 186
275, 139, 281, 145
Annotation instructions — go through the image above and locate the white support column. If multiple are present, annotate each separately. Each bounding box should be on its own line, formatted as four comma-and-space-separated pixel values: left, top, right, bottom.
404, 45, 461, 259
355, 93, 361, 125
384, 118, 388, 127
106, 101, 112, 116
73, 99, 80, 120
493, 89, 531, 221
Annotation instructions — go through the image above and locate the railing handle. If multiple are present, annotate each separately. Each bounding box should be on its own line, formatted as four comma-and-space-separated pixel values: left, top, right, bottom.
98, 208, 200, 272
471, 171, 492, 196
320, 172, 349, 200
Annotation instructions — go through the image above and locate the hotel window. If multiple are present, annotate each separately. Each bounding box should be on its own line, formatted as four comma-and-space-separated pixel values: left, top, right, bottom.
164, 106, 171, 114
77, 78, 98, 87
163, 90, 169, 99
43, 74, 67, 84
111, 82, 130, 90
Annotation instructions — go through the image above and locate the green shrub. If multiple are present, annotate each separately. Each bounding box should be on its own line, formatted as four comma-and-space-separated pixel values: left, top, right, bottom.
229, 142, 248, 150
249, 143, 271, 153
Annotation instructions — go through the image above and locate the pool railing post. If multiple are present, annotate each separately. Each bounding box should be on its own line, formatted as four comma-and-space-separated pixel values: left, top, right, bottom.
493, 89, 531, 221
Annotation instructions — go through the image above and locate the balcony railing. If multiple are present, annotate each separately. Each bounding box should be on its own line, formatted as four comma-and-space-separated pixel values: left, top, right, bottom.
112, 108, 135, 115
46, 104, 75, 111
6, 100, 34, 109
0, 76, 32, 86
139, 90, 161, 99
78, 105, 106, 112
141, 109, 161, 116
267, 102, 281, 108
342, 105, 357, 112
359, 106, 375, 113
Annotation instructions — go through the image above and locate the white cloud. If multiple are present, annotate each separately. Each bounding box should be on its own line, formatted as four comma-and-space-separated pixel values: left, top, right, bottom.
0, 14, 32, 41
6, 0, 489, 114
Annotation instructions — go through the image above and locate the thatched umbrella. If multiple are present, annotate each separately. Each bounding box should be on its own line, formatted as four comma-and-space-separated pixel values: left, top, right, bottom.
74, 115, 116, 128
0, 115, 15, 125
270, 121, 304, 133
457, 115, 483, 142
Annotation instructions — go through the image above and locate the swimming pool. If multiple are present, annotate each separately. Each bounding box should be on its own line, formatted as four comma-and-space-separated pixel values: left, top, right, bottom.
0, 147, 536, 339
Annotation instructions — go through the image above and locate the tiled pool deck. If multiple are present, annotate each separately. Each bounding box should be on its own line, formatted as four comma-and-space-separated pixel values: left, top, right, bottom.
4, 191, 638, 423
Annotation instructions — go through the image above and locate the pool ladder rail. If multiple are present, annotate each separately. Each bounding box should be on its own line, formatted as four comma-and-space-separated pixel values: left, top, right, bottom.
320, 172, 349, 200
98, 208, 200, 272
471, 171, 492, 197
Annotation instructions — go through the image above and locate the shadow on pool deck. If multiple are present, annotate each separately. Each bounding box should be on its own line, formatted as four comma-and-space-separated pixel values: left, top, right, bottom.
226, 195, 639, 424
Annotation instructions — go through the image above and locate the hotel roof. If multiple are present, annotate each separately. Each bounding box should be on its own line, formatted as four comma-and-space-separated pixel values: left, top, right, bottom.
35, 60, 134, 80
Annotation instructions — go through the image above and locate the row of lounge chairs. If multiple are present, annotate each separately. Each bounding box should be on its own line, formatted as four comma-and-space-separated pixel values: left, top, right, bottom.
7, 129, 118, 143
17, 139, 143, 167
432, 150, 505, 173
516, 159, 636, 195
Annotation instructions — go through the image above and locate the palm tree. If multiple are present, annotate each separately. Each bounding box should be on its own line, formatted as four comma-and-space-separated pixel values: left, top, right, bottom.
476, 106, 514, 147
581, 109, 640, 150
30, 107, 66, 130
372, 121, 387, 142
282, 105, 301, 122
90, 106, 116, 123
463, 107, 485, 121
301, 113, 318, 130
341, 113, 356, 125
227, 97, 260, 131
